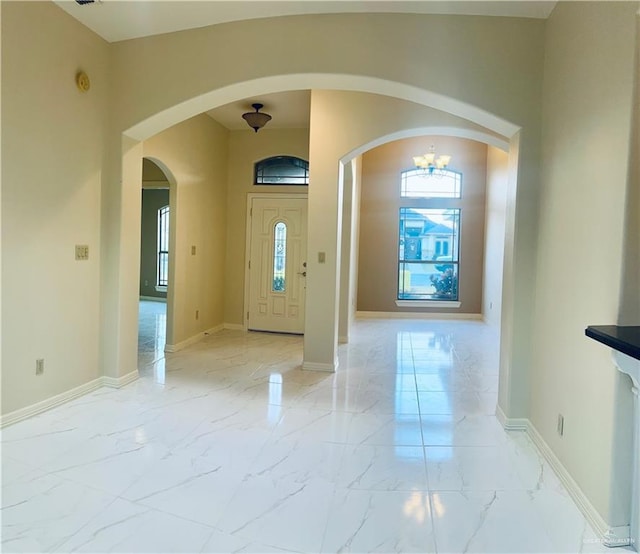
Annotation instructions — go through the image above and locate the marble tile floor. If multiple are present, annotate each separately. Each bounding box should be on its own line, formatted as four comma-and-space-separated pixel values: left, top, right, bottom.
1, 316, 622, 553
137, 299, 168, 371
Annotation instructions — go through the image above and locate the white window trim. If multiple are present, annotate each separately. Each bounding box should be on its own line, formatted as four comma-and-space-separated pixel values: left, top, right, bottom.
395, 300, 461, 308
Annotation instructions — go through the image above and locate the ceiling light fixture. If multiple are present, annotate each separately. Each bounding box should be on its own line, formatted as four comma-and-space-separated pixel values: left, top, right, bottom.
242, 103, 272, 133
413, 145, 451, 176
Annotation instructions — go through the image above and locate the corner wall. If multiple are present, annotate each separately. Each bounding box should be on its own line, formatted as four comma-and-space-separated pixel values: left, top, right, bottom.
531, 1, 639, 530
143, 114, 229, 346
1, 2, 109, 414
483, 146, 508, 330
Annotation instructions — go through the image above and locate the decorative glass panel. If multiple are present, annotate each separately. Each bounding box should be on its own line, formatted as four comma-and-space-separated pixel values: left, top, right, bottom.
255, 156, 309, 185
157, 205, 169, 287
398, 208, 460, 301
272, 222, 287, 292
400, 168, 462, 198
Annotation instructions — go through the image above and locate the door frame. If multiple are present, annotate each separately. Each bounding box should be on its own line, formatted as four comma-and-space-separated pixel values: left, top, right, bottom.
243, 192, 309, 332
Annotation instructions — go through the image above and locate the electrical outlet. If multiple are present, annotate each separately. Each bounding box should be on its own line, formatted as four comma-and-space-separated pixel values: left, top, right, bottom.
36, 358, 44, 375
557, 413, 564, 436
318, 251, 326, 263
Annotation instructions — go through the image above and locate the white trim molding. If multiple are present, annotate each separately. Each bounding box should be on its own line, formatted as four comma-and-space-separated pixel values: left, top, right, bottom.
302, 360, 337, 372
139, 295, 167, 302
102, 370, 139, 389
395, 300, 462, 309
495, 405, 528, 430
165, 324, 223, 352
0, 370, 140, 428
496, 411, 632, 548
526, 423, 631, 548
224, 323, 246, 331
357, 310, 482, 320
1, 378, 104, 428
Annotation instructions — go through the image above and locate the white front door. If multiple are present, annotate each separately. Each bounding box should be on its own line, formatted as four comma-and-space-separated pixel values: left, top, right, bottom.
247, 196, 307, 334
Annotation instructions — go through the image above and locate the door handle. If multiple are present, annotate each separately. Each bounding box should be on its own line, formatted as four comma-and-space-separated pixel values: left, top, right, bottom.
297, 271, 307, 277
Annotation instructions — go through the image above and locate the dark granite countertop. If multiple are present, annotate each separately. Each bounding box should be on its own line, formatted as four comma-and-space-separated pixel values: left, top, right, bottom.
585, 326, 640, 362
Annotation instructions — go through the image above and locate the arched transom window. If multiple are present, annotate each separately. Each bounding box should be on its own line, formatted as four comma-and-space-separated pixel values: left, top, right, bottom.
255, 156, 309, 185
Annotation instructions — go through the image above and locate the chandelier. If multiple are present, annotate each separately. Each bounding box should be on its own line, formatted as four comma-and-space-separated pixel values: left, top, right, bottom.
242, 103, 272, 133
413, 145, 451, 176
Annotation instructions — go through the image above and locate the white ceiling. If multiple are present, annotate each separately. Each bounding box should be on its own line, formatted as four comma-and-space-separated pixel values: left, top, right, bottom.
53, 1, 557, 43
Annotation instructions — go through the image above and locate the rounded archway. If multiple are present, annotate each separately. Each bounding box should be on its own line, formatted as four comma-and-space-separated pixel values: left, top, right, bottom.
113, 76, 525, 423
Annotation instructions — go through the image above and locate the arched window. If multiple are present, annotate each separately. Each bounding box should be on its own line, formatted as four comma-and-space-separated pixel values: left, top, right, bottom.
400, 168, 462, 198
157, 205, 169, 288
255, 156, 309, 185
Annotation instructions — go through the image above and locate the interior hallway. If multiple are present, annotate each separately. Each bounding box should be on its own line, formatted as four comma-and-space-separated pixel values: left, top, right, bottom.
1, 317, 619, 552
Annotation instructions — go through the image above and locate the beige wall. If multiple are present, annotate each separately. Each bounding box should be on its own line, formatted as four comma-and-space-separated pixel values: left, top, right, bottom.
531, 2, 638, 528
143, 114, 229, 346
304, 90, 511, 367
224, 128, 309, 326
102, 9, 543, 392
337, 155, 363, 344
618, 19, 640, 329
1, 2, 109, 413
483, 146, 509, 330
358, 136, 487, 314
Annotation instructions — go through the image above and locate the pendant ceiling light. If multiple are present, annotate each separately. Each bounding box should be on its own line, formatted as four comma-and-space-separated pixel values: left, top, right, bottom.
242, 103, 272, 133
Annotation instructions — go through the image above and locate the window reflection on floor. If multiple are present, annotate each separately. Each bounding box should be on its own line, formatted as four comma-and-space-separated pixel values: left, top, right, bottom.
138, 299, 167, 382
394, 330, 455, 456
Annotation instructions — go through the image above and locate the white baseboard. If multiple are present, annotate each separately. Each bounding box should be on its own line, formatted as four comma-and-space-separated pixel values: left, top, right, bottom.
495, 405, 529, 430
102, 370, 139, 389
338, 335, 348, 344
1, 378, 103, 428
356, 311, 483, 320
0, 370, 140, 428
302, 360, 337, 372
223, 323, 246, 331
496, 412, 632, 547
526, 423, 631, 547
165, 324, 223, 352
139, 295, 166, 302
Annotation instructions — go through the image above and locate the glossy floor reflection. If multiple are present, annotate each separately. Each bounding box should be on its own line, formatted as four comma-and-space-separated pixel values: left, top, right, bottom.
138, 299, 167, 372
2, 318, 617, 553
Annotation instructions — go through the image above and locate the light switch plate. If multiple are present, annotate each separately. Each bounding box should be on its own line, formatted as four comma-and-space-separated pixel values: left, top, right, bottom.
75, 245, 89, 260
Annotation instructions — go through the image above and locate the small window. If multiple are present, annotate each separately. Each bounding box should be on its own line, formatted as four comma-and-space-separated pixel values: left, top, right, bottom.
157, 205, 169, 288
255, 156, 309, 185
400, 168, 461, 198
398, 208, 460, 301
272, 222, 287, 292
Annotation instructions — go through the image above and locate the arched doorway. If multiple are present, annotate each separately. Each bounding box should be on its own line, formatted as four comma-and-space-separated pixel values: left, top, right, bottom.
110, 76, 525, 422
138, 158, 175, 382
